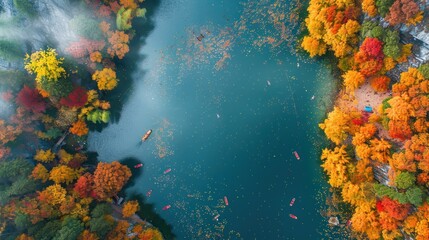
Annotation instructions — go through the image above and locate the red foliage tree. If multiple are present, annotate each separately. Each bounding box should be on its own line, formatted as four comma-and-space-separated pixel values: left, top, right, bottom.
378, 197, 411, 220
360, 38, 384, 59
60, 86, 88, 108
74, 173, 95, 198
16, 85, 47, 113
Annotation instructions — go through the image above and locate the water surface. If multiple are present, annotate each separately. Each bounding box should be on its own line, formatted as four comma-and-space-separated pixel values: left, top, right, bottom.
89, 0, 339, 238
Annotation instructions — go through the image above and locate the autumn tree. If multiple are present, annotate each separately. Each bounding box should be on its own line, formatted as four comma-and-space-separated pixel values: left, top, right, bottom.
74, 173, 95, 198
321, 145, 350, 187
93, 161, 131, 199
49, 165, 80, 185
34, 149, 55, 163
24, 48, 66, 83
122, 200, 139, 218
69, 120, 89, 137
16, 85, 47, 113
319, 107, 351, 145
362, 0, 378, 17
301, 36, 327, 57
378, 197, 410, 220
343, 70, 365, 93
386, 0, 420, 26
92, 68, 118, 91
59, 86, 88, 108
107, 31, 129, 59
376, 0, 395, 17
370, 76, 390, 92
38, 184, 67, 206
31, 163, 49, 183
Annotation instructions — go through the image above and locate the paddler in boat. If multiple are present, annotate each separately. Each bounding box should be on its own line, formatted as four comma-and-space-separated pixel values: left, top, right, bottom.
141, 129, 152, 142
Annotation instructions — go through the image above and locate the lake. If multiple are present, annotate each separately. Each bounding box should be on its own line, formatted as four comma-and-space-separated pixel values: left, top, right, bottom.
88, 0, 340, 238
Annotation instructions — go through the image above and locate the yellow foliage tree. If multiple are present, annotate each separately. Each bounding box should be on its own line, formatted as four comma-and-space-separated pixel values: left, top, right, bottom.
122, 200, 139, 218
301, 36, 327, 57
58, 149, 73, 165
69, 120, 89, 136
49, 165, 80, 185
343, 70, 365, 93
351, 205, 381, 239
92, 68, 118, 91
321, 145, 350, 187
38, 184, 67, 205
34, 149, 55, 163
31, 163, 49, 183
319, 107, 351, 145
362, 0, 378, 17
24, 48, 66, 83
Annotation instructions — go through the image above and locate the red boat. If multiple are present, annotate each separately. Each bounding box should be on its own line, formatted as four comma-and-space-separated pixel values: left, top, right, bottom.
141, 129, 152, 141
162, 205, 171, 210
146, 189, 152, 197
289, 198, 295, 207
163, 168, 171, 174
213, 214, 220, 221
293, 151, 300, 160
289, 214, 298, 220
224, 196, 229, 206
134, 163, 143, 168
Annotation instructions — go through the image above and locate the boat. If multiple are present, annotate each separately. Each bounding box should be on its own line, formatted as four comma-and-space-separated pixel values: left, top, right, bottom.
293, 151, 300, 160
311, 95, 315, 100
213, 214, 220, 221
289, 198, 295, 207
134, 163, 143, 168
289, 214, 298, 220
146, 189, 152, 197
267, 80, 271, 86
163, 168, 172, 174
162, 205, 171, 210
224, 196, 229, 206
141, 129, 152, 141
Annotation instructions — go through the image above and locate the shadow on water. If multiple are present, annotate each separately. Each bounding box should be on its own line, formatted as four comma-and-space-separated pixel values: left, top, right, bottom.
93, 0, 162, 132
119, 157, 176, 239
131, 193, 176, 240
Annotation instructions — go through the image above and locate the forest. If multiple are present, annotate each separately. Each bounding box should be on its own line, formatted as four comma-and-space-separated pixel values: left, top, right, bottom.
0, 0, 162, 239
303, 0, 429, 239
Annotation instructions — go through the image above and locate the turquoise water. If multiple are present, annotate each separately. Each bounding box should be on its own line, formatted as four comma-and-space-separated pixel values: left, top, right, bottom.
89, 0, 339, 238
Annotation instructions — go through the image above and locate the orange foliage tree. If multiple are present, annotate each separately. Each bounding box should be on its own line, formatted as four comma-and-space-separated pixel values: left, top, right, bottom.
93, 161, 131, 199
107, 31, 129, 59
70, 120, 89, 136
370, 76, 390, 92
122, 200, 139, 218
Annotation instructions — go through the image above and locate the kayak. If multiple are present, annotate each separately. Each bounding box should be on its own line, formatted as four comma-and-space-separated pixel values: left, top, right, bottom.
293, 151, 300, 160
289, 214, 297, 220
224, 196, 229, 206
141, 129, 152, 141
162, 205, 171, 210
134, 163, 143, 168
163, 168, 171, 174
146, 189, 152, 197
289, 198, 295, 207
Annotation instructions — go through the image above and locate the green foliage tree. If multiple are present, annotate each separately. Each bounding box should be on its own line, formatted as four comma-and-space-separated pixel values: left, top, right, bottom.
53, 216, 84, 240
383, 30, 401, 59
14, 212, 31, 232
34, 220, 62, 240
405, 186, 424, 206
376, 0, 395, 17
38, 77, 73, 99
86, 110, 110, 124
395, 171, 416, 189
90, 203, 112, 218
0, 158, 37, 204
89, 215, 114, 238
361, 20, 385, 39
418, 63, 429, 79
